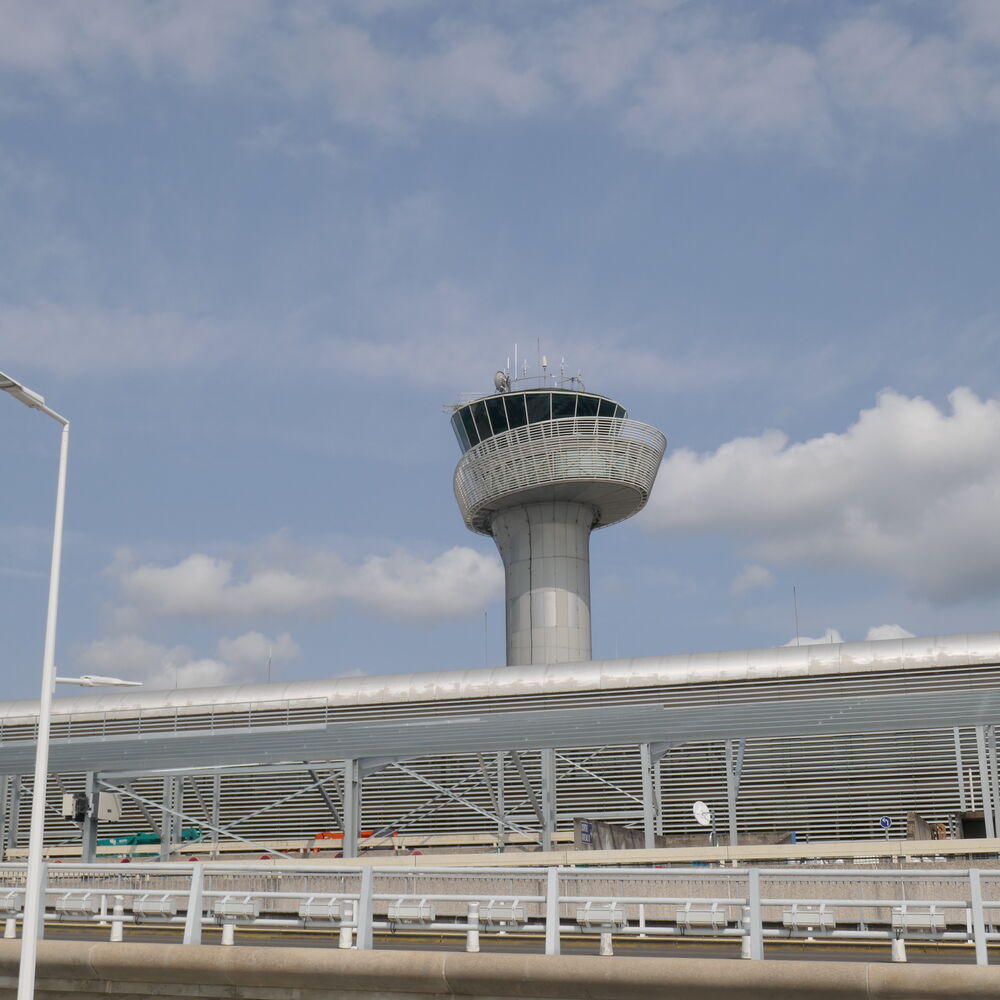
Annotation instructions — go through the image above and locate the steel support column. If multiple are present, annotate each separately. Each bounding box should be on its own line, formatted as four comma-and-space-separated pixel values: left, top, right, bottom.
342, 759, 361, 859
211, 773, 221, 858
3, 778, 20, 860
724, 738, 746, 848
988, 726, 1000, 838
0, 778, 9, 861
160, 776, 183, 861
80, 772, 99, 863
954, 727, 968, 812
496, 752, 506, 848
640, 742, 674, 850
540, 748, 557, 851
975, 727, 996, 839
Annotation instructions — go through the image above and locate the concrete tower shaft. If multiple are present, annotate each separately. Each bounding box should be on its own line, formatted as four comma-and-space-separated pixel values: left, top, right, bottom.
492, 501, 594, 665
451, 384, 666, 666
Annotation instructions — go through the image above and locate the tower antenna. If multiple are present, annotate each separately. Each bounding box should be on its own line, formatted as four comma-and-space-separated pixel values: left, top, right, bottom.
793, 586, 801, 647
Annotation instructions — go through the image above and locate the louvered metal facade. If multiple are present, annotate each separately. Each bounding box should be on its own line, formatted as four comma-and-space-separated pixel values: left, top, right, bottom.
1, 633, 997, 851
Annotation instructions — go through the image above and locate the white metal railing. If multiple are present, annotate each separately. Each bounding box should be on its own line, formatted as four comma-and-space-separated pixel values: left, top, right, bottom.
454, 416, 667, 532
0, 862, 998, 964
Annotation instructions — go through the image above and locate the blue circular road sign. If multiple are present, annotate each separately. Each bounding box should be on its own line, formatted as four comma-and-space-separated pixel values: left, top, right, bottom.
879, 816, 893, 830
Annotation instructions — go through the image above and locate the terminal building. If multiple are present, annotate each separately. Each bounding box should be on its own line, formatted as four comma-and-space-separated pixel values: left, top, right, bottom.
0, 368, 998, 858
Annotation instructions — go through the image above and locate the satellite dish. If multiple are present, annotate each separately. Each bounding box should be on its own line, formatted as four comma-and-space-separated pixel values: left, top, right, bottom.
494, 370, 510, 393
693, 801, 713, 827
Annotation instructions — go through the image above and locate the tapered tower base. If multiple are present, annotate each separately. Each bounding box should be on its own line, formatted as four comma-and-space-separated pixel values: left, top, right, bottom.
492, 501, 594, 665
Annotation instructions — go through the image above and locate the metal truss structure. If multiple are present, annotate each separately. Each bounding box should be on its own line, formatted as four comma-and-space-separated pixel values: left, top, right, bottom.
0, 632, 1000, 861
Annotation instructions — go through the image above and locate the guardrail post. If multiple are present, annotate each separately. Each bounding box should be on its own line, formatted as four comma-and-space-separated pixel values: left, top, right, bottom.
891, 934, 907, 962
109, 895, 124, 942
339, 900, 354, 949
221, 920, 235, 946
182, 863, 204, 945
3, 917, 14, 940
466, 901, 480, 953
599, 929, 613, 957
545, 867, 561, 956
355, 867, 374, 950
970, 869, 989, 966
746, 868, 763, 959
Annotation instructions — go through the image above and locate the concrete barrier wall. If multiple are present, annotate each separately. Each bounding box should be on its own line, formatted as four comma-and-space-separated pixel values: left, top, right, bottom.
0, 941, 998, 999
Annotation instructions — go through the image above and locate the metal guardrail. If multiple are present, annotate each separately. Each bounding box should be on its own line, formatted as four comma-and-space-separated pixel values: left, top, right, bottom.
453, 416, 666, 531
0, 862, 998, 964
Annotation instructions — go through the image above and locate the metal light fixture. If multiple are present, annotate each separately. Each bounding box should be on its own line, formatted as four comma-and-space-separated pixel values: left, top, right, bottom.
55, 675, 143, 687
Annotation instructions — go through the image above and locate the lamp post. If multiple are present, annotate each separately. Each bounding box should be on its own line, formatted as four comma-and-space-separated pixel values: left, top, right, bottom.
0, 370, 69, 1000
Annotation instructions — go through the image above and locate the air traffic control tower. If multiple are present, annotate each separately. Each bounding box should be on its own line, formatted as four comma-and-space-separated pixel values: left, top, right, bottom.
451, 365, 667, 666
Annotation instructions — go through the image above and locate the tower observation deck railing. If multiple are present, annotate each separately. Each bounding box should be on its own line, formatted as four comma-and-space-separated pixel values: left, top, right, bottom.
453, 416, 667, 533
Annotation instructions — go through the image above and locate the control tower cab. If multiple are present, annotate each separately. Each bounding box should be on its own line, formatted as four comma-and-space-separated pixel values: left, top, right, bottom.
451, 366, 666, 667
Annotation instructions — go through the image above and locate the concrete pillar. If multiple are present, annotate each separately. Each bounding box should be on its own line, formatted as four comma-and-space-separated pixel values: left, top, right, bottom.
491, 501, 595, 666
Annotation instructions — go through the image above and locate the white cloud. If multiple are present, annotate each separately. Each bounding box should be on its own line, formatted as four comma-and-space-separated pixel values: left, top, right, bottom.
79, 634, 229, 689
78, 629, 301, 689
645, 388, 1000, 603
2, 2, 999, 158
0, 0, 268, 85
216, 630, 299, 667
301, 279, 760, 394
119, 553, 325, 618
111, 538, 504, 624
781, 624, 916, 646
0, 303, 233, 376
624, 35, 830, 156
730, 564, 775, 597
784, 627, 843, 647
865, 624, 915, 641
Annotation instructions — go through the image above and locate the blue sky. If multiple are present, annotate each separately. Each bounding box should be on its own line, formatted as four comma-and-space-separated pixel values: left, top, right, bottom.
2, 0, 1000, 698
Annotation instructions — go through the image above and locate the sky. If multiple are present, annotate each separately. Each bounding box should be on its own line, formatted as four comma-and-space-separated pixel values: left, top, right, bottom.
2, 0, 1000, 699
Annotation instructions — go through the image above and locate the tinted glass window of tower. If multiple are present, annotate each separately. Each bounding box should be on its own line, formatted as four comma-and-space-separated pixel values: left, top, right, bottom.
452, 392, 626, 453
526, 392, 551, 423
505, 394, 528, 428
552, 393, 576, 419
486, 395, 508, 435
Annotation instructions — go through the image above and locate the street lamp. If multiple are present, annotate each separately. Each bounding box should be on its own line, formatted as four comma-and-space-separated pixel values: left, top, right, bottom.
1, 369, 69, 1000
55, 675, 143, 687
